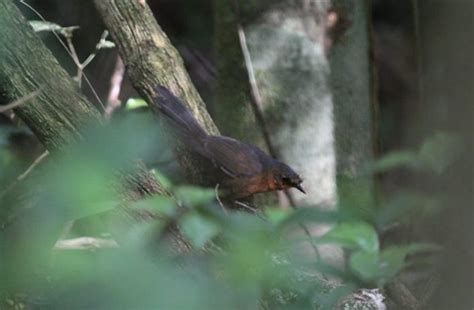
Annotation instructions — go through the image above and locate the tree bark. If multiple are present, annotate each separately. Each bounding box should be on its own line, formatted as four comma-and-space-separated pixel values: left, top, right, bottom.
213, 0, 342, 270
93, 0, 220, 185
0, 0, 182, 285
0, 0, 164, 208
417, 1, 474, 308
0, 0, 103, 151
93, 0, 217, 135
328, 0, 376, 208
244, 1, 336, 207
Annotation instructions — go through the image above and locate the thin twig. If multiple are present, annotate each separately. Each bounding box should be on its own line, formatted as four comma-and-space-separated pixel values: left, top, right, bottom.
17, 150, 49, 181
233, 200, 256, 213
63, 30, 86, 87
236, 24, 277, 157
215, 183, 228, 214
284, 189, 322, 261
105, 56, 125, 117
81, 31, 111, 69
65, 35, 82, 70
66, 30, 111, 90
0, 89, 41, 113
230, 0, 323, 262
233, 200, 267, 221
0, 150, 50, 206
0, 150, 49, 199
54, 237, 119, 250
19, 0, 106, 111
57, 220, 75, 242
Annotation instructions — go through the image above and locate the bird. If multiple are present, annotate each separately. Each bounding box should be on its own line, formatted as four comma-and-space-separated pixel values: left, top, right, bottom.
152, 85, 305, 199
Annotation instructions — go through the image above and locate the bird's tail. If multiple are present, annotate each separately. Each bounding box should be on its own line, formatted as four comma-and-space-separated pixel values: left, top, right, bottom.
152, 85, 209, 145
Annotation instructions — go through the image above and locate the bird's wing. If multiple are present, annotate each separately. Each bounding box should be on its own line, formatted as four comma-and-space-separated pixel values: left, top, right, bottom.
203, 136, 265, 178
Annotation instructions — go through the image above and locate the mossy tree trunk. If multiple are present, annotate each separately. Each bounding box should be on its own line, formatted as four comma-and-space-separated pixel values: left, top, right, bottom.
328, 0, 377, 215
0, 0, 173, 284
93, 0, 220, 185
0, 0, 164, 201
213, 1, 337, 208
213, 0, 341, 265
0, 0, 103, 151
93, 0, 218, 135
244, 1, 336, 207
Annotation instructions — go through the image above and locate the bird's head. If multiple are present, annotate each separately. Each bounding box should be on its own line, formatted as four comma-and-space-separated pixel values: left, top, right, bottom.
271, 161, 305, 194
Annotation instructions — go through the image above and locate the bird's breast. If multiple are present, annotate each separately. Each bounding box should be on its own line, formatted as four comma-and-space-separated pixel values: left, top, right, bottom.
223, 170, 278, 198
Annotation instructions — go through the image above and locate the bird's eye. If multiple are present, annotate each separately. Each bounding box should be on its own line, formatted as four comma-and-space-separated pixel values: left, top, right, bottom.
282, 176, 291, 184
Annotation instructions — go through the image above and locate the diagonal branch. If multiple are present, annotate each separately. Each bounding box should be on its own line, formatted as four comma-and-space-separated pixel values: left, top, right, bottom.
93, 0, 218, 136
93, 0, 221, 186
0, 89, 41, 113
0, 0, 165, 207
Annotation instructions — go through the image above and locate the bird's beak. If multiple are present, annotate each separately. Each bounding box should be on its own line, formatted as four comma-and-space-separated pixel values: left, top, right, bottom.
295, 184, 306, 194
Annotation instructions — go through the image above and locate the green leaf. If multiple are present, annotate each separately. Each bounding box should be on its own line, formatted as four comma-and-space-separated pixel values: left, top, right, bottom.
371, 151, 419, 173
378, 247, 407, 283
376, 245, 431, 285
418, 132, 462, 174
278, 208, 348, 230
349, 243, 441, 286
121, 221, 167, 249
264, 208, 292, 225
380, 243, 441, 277
74, 200, 119, 220
313, 262, 353, 281
377, 191, 440, 226
337, 176, 376, 221
131, 196, 176, 217
125, 98, 148, 110
349, 250, 380, 283
370, 132, 462, 175
321, 222, 379, 253
179, 211, 220, 248
402, 242, 442, 254
174, 186, 215, 207
152, 169, 173, 190
50, 160, 118, 220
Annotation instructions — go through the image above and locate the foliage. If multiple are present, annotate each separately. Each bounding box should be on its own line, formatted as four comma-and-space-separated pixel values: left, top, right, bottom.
125, 98, 148, 110
369, 132, 462, 175
0, 112, 447, 309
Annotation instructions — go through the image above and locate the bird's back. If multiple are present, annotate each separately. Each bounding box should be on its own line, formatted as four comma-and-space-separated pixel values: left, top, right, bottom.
152, 85, 304, 199
203, 135, 270, 179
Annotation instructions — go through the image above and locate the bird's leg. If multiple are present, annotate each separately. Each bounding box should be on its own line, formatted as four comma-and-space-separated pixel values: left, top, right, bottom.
233, 200, 267, 221
214, 183, 228, 214
233, 200, 256, 213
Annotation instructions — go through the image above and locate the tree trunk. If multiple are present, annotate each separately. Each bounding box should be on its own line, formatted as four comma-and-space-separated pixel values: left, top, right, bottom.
328, 0, 376, 212
244, 1, 336, 207
93, 0, 218, 135
0, 0, 165, 200
93, 0, 220, 185
213, 0, 260, 143
214, 0, 340, 265
417, 1, 474, 308
0, 0, 103, 151
0, 0, 179, 287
